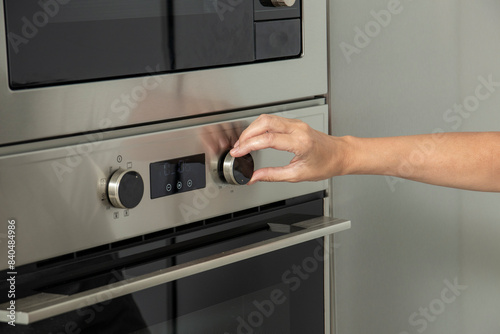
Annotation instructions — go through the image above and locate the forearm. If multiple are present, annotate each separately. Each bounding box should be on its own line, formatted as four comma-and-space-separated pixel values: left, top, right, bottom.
340, 132, 500, 192
232, 114, 500, 191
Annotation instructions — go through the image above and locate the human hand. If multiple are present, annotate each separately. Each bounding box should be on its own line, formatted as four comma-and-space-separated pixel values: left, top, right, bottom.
230, 114, 347, 184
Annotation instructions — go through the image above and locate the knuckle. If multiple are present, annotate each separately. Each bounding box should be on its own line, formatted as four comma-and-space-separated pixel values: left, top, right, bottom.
257, 114, 273, 126
297, 133, 314, 150
296, 120, 311, 132
303, 133, 314, 147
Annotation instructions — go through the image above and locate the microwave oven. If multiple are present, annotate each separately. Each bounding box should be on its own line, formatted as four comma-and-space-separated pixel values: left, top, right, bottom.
0, 0, 328, 146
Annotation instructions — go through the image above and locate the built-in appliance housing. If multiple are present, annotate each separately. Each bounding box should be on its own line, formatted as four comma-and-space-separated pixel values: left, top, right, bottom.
0, 0, 327, 146
0, 1, 348, 332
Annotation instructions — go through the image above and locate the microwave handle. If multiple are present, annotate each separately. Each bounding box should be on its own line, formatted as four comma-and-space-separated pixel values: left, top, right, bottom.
1, 216, 350, 325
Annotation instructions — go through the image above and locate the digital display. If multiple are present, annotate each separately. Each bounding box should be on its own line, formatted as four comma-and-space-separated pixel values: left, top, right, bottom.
150, 154, 206, 199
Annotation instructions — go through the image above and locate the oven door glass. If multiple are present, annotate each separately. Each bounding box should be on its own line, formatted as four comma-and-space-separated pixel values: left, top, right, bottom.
4, 0, 254, 88
0, 198, 349, 333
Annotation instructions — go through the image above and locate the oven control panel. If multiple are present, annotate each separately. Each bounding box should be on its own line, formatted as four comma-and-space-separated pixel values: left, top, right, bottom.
104, 151, 255, 209
0, 104, 328, 269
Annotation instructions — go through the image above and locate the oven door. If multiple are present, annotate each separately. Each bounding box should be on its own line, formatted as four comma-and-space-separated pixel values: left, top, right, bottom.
0, 197, 349, 333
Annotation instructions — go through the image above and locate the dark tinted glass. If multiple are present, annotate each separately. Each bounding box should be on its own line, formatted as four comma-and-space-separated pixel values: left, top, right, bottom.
4, 0, 254, 88
0, 198, 325, 333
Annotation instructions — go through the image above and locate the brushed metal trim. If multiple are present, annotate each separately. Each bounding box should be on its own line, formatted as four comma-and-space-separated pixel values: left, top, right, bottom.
107, 168, 127, 208
322, 197, 333, 334
0, 216, 350, 325
222, 152, 238, 185
0, 98, 326, 156
222, 152, 254, 185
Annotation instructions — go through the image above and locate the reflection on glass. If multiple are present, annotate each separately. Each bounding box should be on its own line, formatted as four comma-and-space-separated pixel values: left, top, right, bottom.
130, 284, 291, 334
4, 0, 254, 88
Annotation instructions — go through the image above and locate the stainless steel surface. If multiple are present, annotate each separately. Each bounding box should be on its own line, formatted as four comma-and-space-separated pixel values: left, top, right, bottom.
0, 1, 336, 331
0, 105, 329, 269
0, 216, 351, 325
0, 0, 327, 146
321, 196, 333, 334
222, 153, 238, 185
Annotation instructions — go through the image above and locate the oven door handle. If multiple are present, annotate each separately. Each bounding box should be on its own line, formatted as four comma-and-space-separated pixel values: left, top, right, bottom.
1, 216, 350, 325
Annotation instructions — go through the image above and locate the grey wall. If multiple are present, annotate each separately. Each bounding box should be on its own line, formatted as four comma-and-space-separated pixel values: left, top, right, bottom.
329, 1, 500, 333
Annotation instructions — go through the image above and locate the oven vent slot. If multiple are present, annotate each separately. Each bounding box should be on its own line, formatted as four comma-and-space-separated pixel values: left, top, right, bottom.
110, 236, 144, 250
35, 253, 76, 268
204, 213, 232, 226
233, 207, 260, 218
143, 228, 175, 241
175, 220, 205, 233
75, 244, 111, 258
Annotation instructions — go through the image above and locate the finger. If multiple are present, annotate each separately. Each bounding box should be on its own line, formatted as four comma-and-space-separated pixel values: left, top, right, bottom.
237, 114, 299, 144
230, 132, 298, 157
247, 165, 300, 184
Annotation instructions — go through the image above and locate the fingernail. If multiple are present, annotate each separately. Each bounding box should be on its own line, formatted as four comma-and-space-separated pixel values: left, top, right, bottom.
230, 147, 239, 155
233, 140, 240, 148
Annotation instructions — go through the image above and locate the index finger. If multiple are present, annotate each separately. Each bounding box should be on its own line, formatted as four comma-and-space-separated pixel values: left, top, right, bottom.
237, 114, 298, 144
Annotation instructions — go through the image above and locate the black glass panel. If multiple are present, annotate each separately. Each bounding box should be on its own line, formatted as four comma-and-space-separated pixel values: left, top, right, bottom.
0, 239, 324, 334
150, 153, 206, 199
0, 198, 325, 333
4, 0, 254, 88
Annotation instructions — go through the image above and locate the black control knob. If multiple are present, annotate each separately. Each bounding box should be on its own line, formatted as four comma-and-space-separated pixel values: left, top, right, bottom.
260, 0, 296, 7
107, 169, 144, 209
220, 151, 254, 185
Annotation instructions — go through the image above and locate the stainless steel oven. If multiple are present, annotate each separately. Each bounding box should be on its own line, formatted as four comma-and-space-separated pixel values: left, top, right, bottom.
0, 104, 350, 333
0, 0, 349, 333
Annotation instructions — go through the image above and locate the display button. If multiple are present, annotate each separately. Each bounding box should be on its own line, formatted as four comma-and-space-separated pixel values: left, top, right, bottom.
177, 181, 183, 190
187, 179, 193, 188
166, 184, 172, 192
